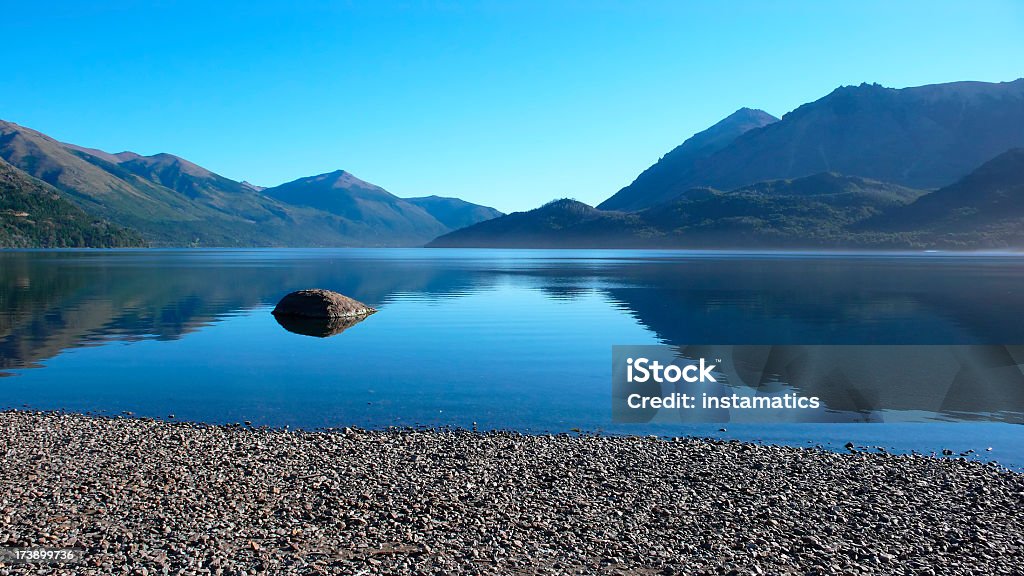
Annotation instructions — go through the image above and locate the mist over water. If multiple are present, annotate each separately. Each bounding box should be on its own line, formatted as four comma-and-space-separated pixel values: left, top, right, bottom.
1, 249, 1022, 467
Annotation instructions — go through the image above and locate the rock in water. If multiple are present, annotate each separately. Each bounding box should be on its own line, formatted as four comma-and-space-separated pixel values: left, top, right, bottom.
272, 289, 376, 319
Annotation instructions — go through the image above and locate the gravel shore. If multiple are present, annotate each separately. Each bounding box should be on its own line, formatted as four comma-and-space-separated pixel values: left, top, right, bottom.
1, 412, 1022, 575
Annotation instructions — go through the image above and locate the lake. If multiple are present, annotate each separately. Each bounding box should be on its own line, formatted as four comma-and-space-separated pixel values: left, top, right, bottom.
1, 249, 1023, 468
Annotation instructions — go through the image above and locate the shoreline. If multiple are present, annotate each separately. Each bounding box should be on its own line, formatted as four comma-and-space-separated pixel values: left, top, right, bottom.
1, 411, 1022, 575
5, 246, 1024, 254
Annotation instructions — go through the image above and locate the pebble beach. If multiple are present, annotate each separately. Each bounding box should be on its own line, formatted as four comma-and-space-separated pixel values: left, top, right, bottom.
1, 411, 1022, 575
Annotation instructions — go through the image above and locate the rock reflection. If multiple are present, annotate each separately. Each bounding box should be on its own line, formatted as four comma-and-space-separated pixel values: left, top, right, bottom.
272, 313, 372, 338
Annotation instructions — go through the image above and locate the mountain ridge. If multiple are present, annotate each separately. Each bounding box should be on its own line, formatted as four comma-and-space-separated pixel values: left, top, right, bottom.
261, 170, 451, 246
428, 158, 1024, 249
599, 107, 778, 211
3, 77, 1022, 248
599, 79, 1024, 211
404, 195, 504, 230
0, 120, 501, 247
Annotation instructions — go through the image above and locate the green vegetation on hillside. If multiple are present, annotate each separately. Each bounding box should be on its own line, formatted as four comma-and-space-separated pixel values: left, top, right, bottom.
430, 162, 1024, 250
1, 121, 501, 247
0, 159, 145, 248
862, 148, 1024, 248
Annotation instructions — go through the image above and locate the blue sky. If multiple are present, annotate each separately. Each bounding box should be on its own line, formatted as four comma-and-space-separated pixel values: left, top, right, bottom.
2, 1, 1021, 213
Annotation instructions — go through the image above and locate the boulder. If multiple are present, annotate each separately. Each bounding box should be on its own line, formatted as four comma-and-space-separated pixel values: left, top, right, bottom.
272, 289, 376, 319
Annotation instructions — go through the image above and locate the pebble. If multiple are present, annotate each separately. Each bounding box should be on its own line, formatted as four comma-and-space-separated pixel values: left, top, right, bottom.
0, 411, 1021, 575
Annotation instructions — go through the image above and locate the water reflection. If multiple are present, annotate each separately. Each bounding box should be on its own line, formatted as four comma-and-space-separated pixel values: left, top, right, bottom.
273, 314, 373, 338
2, 249, 1024, 425
0, 250, 483, 371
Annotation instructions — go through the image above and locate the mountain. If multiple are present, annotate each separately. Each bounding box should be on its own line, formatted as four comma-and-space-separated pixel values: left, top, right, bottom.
0, 119, 307, 244
428, 173, 925, 248
0, 119, 498, 247
600, 108, 778, 211
404, 195, 503, 230
640, 173, 924, 247
66, 144, 254, 201
427, 199, 652, 248
600, 79, 1024, 211
0, 156, 145, 247
261, 171, 450, 245
0, 121, 184, 222
864, 149, 1024, 247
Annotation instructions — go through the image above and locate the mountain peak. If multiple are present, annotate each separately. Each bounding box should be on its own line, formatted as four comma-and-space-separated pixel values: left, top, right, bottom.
539, 198, 597, 214
64, 144, 216, 180
724, 107, 778, 124
404, 195, 504, 230
132, 152, 214, 178
815, 78, 1024, 110
63, 144, 143, 164
297, 169, 382, 191
603, 78, 1024, 212
597, 107, 778, 211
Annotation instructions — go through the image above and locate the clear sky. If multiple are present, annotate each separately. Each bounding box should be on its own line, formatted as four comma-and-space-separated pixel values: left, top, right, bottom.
2, 1, 1021, 213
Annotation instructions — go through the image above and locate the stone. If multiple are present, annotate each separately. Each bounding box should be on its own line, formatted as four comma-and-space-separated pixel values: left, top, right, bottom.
272, 290, 376, 338
272, 289, 375, 319
3, 411, 1022, 575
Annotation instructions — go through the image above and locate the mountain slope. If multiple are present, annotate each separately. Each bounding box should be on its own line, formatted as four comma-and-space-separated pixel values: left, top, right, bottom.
639, 173, 925, 246
864, 148, 1024, 247
0, 120, 188, 221
1, 119, 474, 247
600, 108, 778, 211
0, 120, 294, 244
65, 145, 320, 230
429, 173, 925, 248
601, 79, 1024, 211
262, 171, 450, 245
67, 144, 253, 201
0, 157, 145, 247
404, 195, 503, 230
427, 199, 655, 248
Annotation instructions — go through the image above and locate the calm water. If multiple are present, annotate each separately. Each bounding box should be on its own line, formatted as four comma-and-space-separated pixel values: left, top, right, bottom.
1, 249, 1022, 468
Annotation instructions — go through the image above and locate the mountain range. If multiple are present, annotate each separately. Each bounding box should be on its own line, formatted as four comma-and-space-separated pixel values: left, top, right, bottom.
435, 79, 1024, 249
600, 79, 1024, 211
427, 172, 919, 248
430, 149, 1024, 249
4, 78, 1024, 250
0, 120, 502, 247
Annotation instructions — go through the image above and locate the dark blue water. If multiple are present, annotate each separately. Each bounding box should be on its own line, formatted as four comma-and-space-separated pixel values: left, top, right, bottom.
1, 249, 1022, 468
